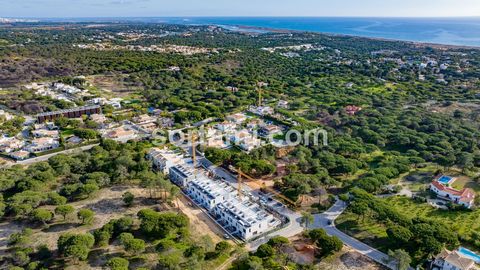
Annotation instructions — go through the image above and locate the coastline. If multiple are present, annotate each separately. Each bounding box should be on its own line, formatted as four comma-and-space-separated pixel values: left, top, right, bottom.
220, 23, 480, 50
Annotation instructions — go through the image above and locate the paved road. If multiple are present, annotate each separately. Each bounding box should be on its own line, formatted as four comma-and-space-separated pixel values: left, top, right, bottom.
14, 144, 99, 166
310, 200, 397, 270
247, 205, 303, 250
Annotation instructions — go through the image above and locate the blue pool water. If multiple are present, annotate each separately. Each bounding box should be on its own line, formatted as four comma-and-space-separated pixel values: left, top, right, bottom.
438, 176, 453, 185
458, 247, 480, 263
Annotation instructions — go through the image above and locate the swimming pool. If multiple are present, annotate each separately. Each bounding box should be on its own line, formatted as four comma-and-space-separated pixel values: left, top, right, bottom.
438, 175, 453, 185
458, 247, 480, 263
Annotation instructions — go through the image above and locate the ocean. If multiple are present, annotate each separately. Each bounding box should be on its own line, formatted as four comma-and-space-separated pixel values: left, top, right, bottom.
40, 16, 480, 47
156, 17, 480, 47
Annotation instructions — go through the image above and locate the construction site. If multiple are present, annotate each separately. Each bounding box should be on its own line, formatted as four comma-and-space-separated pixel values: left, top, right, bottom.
147, 146, 287, 241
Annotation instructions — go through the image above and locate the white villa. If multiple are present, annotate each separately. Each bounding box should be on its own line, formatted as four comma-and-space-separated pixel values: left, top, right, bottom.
0, 137, 25, 153
430, 175, 476, 209
432, 249, 476, 270
147, 148, 280, 240
25, 137, 60, 153
226, 113, 247, 124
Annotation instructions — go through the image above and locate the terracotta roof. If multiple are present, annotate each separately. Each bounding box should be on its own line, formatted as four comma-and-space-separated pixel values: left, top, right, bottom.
436, 249, 475, 270
431, 181, 475, 203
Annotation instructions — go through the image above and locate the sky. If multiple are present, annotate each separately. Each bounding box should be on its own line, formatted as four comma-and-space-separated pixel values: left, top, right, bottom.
1, 0, 480, 18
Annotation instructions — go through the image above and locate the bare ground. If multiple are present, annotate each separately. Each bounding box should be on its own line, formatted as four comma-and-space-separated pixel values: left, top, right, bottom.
0, 185, 231, 260
317, 246, 387, 270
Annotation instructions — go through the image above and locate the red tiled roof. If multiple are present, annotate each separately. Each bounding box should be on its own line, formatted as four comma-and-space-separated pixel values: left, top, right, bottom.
431, 181, 475, 202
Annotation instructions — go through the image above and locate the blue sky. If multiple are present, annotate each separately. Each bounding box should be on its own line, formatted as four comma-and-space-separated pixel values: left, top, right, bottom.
1, 0, 480, 18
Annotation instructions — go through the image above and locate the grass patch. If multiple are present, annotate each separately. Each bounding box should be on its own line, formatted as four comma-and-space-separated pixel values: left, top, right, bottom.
337, 195, 480, 254
385, 196, 480, 238
61, 129, 75, 137
451, 176, 480, 194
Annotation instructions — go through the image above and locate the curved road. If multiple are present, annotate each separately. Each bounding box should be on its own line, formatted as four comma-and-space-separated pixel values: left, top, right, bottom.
310, 199, 397, 270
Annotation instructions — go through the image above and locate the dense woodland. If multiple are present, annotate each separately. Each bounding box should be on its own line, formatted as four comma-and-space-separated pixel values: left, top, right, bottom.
1, 22, 480, 269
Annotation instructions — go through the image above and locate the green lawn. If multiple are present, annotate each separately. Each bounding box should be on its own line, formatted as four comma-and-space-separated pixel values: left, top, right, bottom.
61, 129, 75, 137
336, 212, 392, 252
451, 176, 480, 194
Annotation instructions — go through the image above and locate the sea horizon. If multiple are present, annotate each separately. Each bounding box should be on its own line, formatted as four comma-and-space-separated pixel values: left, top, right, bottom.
4, 16, 480, 47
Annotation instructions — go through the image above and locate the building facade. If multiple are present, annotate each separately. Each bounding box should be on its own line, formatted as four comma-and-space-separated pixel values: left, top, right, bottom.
36, 105, 102, 123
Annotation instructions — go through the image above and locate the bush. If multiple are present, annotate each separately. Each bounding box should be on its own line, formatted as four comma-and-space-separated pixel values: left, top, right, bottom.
77, 209, 95, 224
106, 257, 129, 270
55, 205, 75, 220
122, 192, 134, 207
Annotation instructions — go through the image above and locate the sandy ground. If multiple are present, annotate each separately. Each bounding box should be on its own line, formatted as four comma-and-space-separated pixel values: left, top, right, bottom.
0, 185, 231, 258
316, 246, 386, 270
177, 194, 231, 243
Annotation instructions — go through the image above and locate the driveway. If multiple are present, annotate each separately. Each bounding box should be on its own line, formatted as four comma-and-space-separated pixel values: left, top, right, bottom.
247, 207, 303, 250
310, 200, 397, 270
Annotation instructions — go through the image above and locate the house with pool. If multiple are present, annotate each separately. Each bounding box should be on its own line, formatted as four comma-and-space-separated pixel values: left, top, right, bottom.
432, 248, 477, 270
430, 175, 476, 209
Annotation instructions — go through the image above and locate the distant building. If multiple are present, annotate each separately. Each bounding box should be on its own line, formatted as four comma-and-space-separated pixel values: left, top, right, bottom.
430, 175, 475, 209
25, 137, 60, 153
257, 81, 269, 88
345, 105, 362, 116
133, 114, 157, 125
9, 150, 30, 160
0, 110, 14, 121
168, 66, 181, 72
90, 114, 108, 125
36, 105, 101, 123
225, 86, 239, 92
158, 117, 175, 128
32, 129, 59, 138
0, 137, 25, 153
432, 249, 476, 270
66, 136, 83, 145
277, 100, 289, 109
239, 137, 262, 152
103, 126, 137, 142
215, 121, 236, 132
249, 106, 274, 116
226, 113, 247, 124
259, 124, 283, 137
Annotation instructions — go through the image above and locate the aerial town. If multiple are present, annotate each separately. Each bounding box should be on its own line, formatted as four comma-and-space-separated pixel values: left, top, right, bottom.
1, 12, 480, 270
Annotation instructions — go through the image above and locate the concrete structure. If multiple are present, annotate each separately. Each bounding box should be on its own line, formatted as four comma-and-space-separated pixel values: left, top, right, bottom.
32, 129, 59, 138
277, 100, 289, 109
147, 148, 280, 240
226, 113, 247, 124
9, 150, 30, 160
215, 121, 236, 132
36, 105, 101, 123
0, 137, 25, 153
25, 137, 60, 153
345, 105, 362, 116
103, 126, 137, 142
133, 114, 157, 125
432, 249, 476, 270
430, 177, 475, 209
259, 124, 283, 137
249, 106, 274, 116
90, 114, 108, 125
